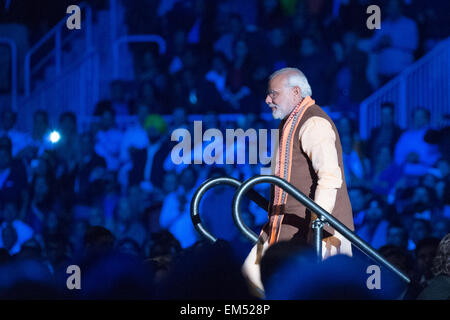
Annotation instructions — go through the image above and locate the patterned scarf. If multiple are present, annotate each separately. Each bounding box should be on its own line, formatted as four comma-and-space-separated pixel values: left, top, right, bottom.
267, 96, 315, 245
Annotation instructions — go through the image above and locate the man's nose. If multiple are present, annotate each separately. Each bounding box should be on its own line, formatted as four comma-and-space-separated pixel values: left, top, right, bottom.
265, 95, 272, 105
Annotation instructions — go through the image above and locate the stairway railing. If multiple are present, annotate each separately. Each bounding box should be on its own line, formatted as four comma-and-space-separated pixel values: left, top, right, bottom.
359, 37, 450, 140
24, 2, 93, 96
231, 175, 410, 284
190, 176, 268, 243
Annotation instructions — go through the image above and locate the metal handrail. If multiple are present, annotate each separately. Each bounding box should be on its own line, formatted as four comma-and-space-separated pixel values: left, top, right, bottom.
24, 2, 93, 95
0, 38, 17, 111
232, 175, 411, 284
359, 37, 450, 139
190, 176, 269, 243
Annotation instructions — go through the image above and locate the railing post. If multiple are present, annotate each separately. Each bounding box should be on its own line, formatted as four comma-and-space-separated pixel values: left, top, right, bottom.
55, 29, 62, 75
25, 53, 30, 96
312, 218, 325, 261
359, 101, 368, 140
85, 6, 93, 51
398, 75, 407, 129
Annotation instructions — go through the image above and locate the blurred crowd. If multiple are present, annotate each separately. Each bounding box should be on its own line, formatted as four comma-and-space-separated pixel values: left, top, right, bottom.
0, 0, 449, 299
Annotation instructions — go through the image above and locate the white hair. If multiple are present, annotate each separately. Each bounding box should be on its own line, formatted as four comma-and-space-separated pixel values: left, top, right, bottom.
269, 67, 312, 98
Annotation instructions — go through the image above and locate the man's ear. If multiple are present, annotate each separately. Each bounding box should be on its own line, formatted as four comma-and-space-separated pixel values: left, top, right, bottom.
293, 86, 301, 97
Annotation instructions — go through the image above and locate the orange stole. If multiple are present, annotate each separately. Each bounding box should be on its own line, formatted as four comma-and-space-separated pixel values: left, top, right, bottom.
267, 96, 316, 245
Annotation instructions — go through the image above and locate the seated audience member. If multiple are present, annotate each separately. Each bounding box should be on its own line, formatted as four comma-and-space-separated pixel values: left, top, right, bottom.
394, 107, 440, 167
116, 237, 142, 257
263, 242, 383, 299
356, 197, 391, 249
159, 168, 200, 249
349, 187, 370, 229
127, 114, 172, 191
432, 219, 449, 240
408, 219, 432, 251
424, 118, 450, 162
0, 109, 31, 157
156, 240, 252, 299
0, 200, 34, 255
368, 102, 403, 161
402, 186, 437, 221
94, 102, 123, 171
371, 146, 403, 196
17, 110, 53, 161
417, 234, 450, 300
120, 103, 151, 166
74, 132, 107, 208
109, 80, 132, 116
112, 197, 146, 247
412, 237, 441, 287
144, 230, 182, 283
213, 13, 246, 61
378, 244, 414, 279
386, 223, 409, 251
0, 137, 28, 206
367, 0, 418, 85
260, 241, 316, 298
25, 174, 54, 233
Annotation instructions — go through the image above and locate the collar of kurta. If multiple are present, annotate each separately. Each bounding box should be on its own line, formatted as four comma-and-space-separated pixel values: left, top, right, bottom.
268, 96, 315, 245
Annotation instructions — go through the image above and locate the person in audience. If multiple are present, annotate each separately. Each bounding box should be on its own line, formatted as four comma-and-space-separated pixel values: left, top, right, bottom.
73, 132, 107, 211
109, 80, 132, 116
368, 102, 403, 160
394, 107, 441, 168
94, 102, 123, 172
356, 197, 391, 249
0, 200, 34, 255
371, 146, 404, 196
386, 222, 409, 251
408, 218, 432, 251
432, 219, 449, 240
112, 196, 146, 247
0, 109, 31, 157
159, 167, 200, 249
412, 237, 441, 287
17, 110, 52, 161
127, 114, 172, 191
0, 137, 28, 208
368, 0, 418, 85
417, 233, 450, 300
349, 187, 370, 229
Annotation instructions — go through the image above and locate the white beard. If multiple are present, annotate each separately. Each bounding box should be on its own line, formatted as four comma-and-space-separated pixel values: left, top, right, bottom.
271, 106, 285, 119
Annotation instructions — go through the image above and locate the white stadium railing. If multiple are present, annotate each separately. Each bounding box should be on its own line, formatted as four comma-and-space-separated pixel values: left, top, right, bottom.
360, 37, 450, 140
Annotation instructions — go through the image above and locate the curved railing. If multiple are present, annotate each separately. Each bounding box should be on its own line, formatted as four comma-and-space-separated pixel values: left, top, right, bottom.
232, 175, 411, 284
190, 176, 268, 243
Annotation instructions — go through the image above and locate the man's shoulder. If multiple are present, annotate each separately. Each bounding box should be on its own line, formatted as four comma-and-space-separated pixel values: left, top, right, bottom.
301, 105, 334, 128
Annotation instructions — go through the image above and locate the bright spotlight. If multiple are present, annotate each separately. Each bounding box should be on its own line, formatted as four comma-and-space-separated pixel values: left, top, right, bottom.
49, 131, 61, 144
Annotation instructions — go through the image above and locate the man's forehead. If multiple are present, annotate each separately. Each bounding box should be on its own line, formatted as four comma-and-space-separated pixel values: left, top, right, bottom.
268, 74, 287, 89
